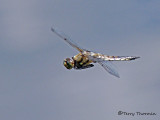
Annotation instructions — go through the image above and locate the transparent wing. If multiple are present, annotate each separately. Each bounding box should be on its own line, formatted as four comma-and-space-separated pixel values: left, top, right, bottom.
98, 61, 120, 78
51, 27, 85, 52
87, 52, 140, 61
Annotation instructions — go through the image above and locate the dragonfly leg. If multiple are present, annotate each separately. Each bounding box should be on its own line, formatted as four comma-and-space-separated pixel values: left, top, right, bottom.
75, 64, 94, 70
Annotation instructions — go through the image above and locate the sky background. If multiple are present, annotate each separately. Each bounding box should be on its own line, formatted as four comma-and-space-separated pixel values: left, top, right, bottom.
0, 0, 160, 120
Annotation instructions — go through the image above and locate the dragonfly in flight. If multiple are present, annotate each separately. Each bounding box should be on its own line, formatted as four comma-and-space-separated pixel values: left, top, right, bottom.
51, 27, 140, 78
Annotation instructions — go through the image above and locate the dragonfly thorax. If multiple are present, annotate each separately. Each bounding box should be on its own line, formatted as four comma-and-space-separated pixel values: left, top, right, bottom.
63, 58, 74, 69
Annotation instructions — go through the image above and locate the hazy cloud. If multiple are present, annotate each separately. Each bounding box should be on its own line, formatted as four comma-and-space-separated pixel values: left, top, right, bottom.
0, 0, 159, 120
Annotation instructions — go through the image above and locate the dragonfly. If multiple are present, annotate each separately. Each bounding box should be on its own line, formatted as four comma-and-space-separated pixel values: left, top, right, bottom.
51, 27, 140, 78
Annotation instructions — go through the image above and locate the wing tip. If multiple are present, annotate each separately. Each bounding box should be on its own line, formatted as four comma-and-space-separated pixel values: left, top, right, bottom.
114, 73, 120, 78
109, 72, 120, 78
51, 27, 55, 32
116, 75, 120, 78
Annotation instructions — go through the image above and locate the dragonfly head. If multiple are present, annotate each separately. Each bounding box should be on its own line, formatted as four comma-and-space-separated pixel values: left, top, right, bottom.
63, 58, 74, 69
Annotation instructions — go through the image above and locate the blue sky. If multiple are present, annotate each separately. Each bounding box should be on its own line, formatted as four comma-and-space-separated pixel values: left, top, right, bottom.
0, 0, 160, 120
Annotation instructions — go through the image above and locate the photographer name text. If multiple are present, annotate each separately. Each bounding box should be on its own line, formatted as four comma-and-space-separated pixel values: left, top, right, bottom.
118, 111, 156, 116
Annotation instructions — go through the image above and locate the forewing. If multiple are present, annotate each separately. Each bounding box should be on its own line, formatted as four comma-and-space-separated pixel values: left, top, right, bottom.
87, 53, 104, 62
98, 61, 120, 78
51, 27, 84, 52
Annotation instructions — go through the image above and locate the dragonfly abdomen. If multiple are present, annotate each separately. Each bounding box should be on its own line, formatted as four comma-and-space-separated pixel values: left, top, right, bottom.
103, 56, 140, 61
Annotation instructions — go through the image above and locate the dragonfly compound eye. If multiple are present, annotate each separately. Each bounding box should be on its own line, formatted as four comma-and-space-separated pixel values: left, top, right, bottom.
63, 58, 74, 69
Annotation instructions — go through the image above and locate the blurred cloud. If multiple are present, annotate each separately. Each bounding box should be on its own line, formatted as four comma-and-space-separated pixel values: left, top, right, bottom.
0, 0, 160, 120
0, 0, 50, 52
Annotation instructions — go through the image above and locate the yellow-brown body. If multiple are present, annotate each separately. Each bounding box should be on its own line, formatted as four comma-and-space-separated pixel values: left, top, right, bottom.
73, 53, 94, 69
